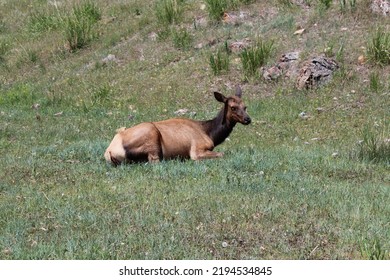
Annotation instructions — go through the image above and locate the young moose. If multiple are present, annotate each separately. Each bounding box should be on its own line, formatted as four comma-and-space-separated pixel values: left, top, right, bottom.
104, 86, 251, 165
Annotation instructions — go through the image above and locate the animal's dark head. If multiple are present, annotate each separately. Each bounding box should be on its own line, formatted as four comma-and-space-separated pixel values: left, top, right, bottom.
214, 85, 251, 126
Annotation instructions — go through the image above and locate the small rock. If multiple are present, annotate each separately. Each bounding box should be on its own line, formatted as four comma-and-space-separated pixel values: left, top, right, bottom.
371, 0, 390, 16
229, 39, 250, 53
316, 107, 325, 114
332, 152, 339, 158
148, 32, 158, 41
174, 108, 189, 116
358, 55, 366, 65
299, 112, 308, 119
263, 66, 282, 81
222, 241, 228, 248
102, 54, 118, 64
296, 55, 339, 90
294, 28, 305, 35
31, 103, 40, 110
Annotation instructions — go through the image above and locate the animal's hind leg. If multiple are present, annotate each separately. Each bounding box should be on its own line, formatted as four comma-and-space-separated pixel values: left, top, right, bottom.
146, 141, 163, 163
104, 134, 126, 166
148, 153, 161, 163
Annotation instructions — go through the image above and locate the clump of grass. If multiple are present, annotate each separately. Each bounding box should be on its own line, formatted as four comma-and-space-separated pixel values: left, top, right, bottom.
319, 0, 333, 9
91, 84, 112, 105
62, 1, 101, 52
360, 238, 388, 260
205, 0, 229, 22
28, 10, 58, 34
240, 39, 274, 78
367, 28, 390, 66
354, 126, 390, 164
339, 0, 357, 13
155, 0, 182, 26
172, 28, 192, 50
369, 72, 382, 93
209, 49, 230, 75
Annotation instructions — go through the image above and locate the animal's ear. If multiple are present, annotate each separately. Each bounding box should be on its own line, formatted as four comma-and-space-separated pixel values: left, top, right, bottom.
214, 91, 227, 103
235, 85, 242, 98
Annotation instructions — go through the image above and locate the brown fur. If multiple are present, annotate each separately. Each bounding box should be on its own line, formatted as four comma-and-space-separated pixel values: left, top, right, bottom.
104, 86, 251, 165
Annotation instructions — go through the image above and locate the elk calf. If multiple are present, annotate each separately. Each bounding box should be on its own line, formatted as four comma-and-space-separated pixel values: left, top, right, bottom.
104, 86, 251, 165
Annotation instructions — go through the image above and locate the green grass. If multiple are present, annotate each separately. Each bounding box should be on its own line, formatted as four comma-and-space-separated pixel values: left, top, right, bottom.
209, 49, 230, 75
155, 0, 183, 26
0, 0, 389, 260
367, 28, 390, 66
240, 39, 274, 79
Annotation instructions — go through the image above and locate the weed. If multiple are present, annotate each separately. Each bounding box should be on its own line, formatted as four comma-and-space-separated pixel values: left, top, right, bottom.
369, 72, 382, 93
278, 0, 293, 7
172, 28, 193, 50
354, 126, 390, 164
339, 0, 356, 13
62, 2, 101, 52
73, 1, 101, 24
28, 10, 58, 34
155, 0, 182, 26
319, 0, 333, 9
240, 39, 274, 79
91, 84, 112, 105
209, 50, 230, 75
205, 0, 229, 22
367, 28, 390, 66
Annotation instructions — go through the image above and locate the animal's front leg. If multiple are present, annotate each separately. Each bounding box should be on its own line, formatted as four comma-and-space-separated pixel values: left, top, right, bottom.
190, 148, 224, 160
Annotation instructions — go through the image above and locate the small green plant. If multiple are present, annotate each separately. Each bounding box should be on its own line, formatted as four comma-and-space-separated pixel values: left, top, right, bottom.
240, 39, 274, 78
28, 10, 58, 34
172, 28, 192, 50
369, 72, 382, 93
62, 2, 101, 52
319, 0, 333, 9
205, 0, 229, 22
360, 239, 388, 260
91, 84, 112, 105
155, 0, 182, 26
339, 0, 357, 13
367, 28, 390, 66
355, 126, 390, 164
278, 0, 293, 8
73, 1, 101, 23
209, 50, 230, 75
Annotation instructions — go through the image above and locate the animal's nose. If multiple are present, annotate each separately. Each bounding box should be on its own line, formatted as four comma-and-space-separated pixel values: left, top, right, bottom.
244, 117, 251, 125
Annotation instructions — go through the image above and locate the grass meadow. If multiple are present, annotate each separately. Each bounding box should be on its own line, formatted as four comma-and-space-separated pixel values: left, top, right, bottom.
0, 0, 389, 259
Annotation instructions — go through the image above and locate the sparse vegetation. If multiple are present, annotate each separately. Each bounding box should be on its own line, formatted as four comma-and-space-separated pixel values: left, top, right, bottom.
0, 0, 389, 260
240, 39, 274, 79
155, 0, 183, 26
367, 28, 390, 66
205, 0, 230, 22
354, 126, 390, 164
209, 49, 230, 75
62, 1, 101, 52
172, 28, 193, 50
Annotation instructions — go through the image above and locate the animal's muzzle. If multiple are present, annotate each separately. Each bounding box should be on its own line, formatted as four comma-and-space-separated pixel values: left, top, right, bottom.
243, 117, 251, 125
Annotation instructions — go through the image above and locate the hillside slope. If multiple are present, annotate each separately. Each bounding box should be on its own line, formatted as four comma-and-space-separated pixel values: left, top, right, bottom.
0, 0, 389, 259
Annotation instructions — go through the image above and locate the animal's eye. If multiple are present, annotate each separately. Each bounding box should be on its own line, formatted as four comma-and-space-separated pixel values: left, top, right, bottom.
231, 106, 237, 111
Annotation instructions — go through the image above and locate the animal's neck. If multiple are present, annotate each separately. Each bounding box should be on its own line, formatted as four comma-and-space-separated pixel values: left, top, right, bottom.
201, 109, 236, 147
